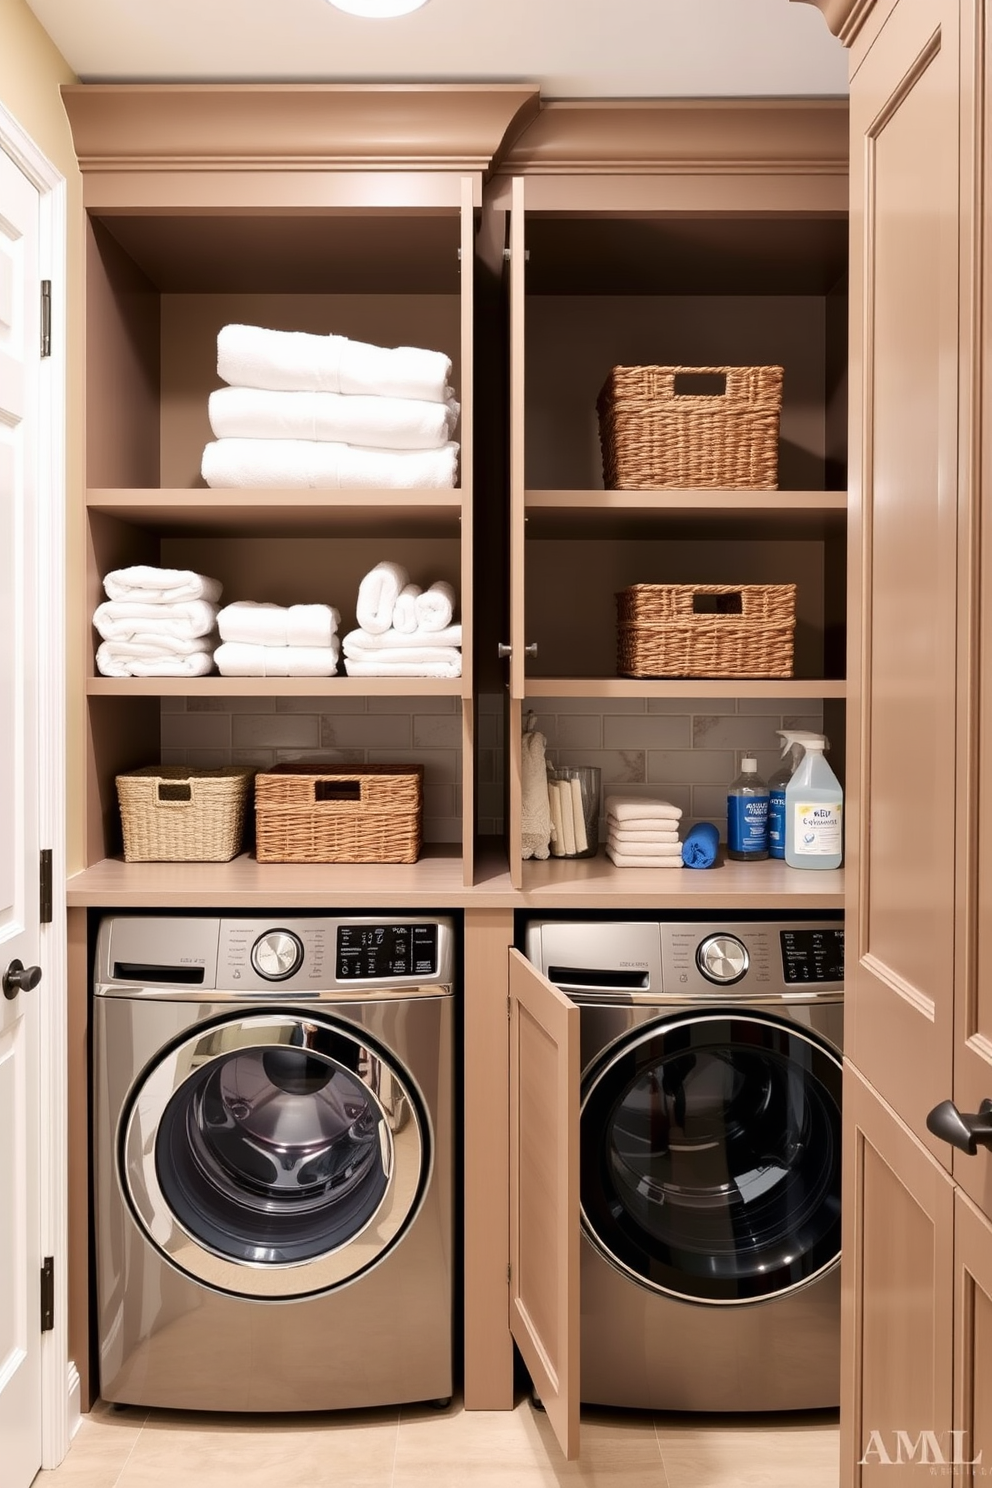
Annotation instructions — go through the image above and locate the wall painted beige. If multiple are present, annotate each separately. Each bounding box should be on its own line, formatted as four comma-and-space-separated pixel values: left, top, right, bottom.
0, 0, 83, 874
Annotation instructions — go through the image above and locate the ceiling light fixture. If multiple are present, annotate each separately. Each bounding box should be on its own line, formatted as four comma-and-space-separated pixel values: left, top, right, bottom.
327, 0, 430, 16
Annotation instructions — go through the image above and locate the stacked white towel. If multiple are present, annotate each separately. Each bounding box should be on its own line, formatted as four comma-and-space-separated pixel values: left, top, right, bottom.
202, 323, 460, 490
94, 567, 221, 677
345, 564, 462, 677
605, 794, 684, 869
215, 601, 341, 677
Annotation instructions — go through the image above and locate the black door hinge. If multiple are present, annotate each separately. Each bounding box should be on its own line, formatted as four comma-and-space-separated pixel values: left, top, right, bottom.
40, 1257, 54, 1332
40, 281, 51, 359
39, 849, 52, 925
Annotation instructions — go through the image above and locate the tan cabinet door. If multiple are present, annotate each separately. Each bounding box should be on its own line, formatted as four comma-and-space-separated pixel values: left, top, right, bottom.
508, 177, 527, 702
954, 1192, 992, 1468
507, 947, 580, 1460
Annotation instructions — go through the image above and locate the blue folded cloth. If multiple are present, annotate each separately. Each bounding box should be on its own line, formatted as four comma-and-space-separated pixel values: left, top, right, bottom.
681, 821, 720, 869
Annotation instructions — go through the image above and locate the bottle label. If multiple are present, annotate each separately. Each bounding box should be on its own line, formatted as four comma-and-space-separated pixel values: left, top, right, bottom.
792, 802, 842, 855
768, 787, 786, 855
728, 795, 768, 853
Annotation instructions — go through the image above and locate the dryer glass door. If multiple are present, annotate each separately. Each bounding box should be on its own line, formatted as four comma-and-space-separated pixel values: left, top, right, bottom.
121, 1013, 428, 1299
580, 1011, 841, 1304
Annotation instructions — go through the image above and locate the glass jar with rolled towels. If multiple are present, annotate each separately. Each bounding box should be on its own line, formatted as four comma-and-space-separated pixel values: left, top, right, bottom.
548, 767, 601, 859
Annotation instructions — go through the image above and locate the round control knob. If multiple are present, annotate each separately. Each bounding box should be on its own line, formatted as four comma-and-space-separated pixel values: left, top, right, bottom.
250, 930, 304, 981
696, 934, 749, 985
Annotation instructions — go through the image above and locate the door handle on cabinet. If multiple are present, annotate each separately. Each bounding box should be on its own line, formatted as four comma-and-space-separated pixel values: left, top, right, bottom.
3, 959, 43, 1000
497, 643, 538, 660
926, 1098, 992, 1155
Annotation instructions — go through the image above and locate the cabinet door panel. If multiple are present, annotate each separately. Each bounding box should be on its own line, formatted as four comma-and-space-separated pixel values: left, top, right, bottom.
507, 947, 579, 1460
847, 0, 959, 1150
955, 1192, 992, 1474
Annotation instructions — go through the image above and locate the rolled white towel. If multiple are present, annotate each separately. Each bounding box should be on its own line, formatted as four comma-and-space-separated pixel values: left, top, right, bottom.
341, 624, 462, 654
103, 566, 223, 605
415, 579, 457, 632
343, 652, 462, 680
392, 584, 422, 635
208, 386, 460, 450
605, 794, 683, 823
213, 640, 340, 678
217, 601, 340, 649
217, 324, 452, 404
606, 845, 684, 869
201, 437, 459, 491
606, 835, 682, 859
92, 598, 218, 642
355, 562, 409, 636
96, 644, 214, 679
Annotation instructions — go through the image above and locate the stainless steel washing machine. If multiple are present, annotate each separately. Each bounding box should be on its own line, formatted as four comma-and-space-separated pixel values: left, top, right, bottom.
92, 913, 455, 1412
524, 913, 843, 1414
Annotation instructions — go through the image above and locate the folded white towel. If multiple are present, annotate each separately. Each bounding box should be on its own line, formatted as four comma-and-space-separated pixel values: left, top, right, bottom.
96, 644, 214, 679
97, 633, 218, 663
521, 728, 551, 861
606, 820, 681, 843
415, 579, 457, 632
606, 846, 684, 869
355, 562, 409, 636
103, 566, 223, 605
208, 386, 460, 450
343, 655, 461, 679
92, 598, 218, 642
341, 624, 462, 655
605, 795, 683, 822
217, 324, 452, 404
605, 814, 684, 835
606, 835, 682, 859
342, 641, 461, 667
213, 641, 340, 678
201, 438, 459, 491
392, 584, 422, 635
216, 601, 340, 648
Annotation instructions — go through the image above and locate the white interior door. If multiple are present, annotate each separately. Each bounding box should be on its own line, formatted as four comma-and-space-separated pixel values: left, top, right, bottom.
0, 141, 44, 1488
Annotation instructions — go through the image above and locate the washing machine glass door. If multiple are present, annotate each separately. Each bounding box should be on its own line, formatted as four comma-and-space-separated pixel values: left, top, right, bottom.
580, 1010, 841, 1304
121, 1013, 428, 1300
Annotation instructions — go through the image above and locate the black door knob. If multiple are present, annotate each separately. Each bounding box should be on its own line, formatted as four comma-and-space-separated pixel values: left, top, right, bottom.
926, 1098, 992, 1156
3, 959, 42, 1000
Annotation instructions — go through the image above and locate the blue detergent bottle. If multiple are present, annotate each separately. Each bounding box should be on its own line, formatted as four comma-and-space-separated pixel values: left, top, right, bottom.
785, 734, 843, 870
727, 756, 769, 861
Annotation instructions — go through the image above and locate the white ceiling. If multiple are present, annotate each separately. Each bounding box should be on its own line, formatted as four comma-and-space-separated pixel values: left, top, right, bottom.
25, 0, 848, 99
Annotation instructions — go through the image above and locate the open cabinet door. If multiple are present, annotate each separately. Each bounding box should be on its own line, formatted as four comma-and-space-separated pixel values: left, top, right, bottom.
508, 947, 580, 1460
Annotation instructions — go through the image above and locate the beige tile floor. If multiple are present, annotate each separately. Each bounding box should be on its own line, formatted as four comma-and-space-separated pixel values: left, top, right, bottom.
37, 1397, 839, 1488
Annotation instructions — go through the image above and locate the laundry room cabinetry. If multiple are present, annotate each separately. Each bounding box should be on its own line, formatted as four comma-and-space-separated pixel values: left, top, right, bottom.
491, 101, 850, 905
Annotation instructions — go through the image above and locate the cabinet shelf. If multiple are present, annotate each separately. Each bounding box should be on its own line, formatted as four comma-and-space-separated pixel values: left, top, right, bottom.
522, 678, 847, 699
519, 851, 845, 909
86, 676, 466, 698
524, 489, 847, 541
87, 489, 464, 539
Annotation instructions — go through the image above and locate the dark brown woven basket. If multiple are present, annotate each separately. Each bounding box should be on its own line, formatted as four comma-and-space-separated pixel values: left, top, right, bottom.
597, 365, 783, 490
254, 763, 424, 864
617, 583, 797, 678
116, 766, 253, 862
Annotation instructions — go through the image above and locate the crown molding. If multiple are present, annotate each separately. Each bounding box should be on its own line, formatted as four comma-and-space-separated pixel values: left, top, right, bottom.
498, 98, 849, 176
790, 0, 877, 45
61, 83, 541, 175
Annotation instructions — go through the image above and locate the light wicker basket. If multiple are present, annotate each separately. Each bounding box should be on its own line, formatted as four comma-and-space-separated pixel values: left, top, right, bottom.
597, 364, 783, 490
617, 583, 797, 679
116, 766, 254, 862
254, 763, 424, 864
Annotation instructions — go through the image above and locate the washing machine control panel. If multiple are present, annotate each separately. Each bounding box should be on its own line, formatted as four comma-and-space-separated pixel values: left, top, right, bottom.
336, 924, 438, 980
250, 929, 304, 981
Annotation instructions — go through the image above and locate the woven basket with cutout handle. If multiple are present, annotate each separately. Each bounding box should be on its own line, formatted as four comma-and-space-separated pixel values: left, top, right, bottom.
116, 766, 254, 862
254, 763, 424, 864
617, 583, 797, 678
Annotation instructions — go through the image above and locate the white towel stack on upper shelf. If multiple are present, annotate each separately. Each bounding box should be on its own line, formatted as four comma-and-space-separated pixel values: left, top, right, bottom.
342, 562, 462, 678
214, 601, 342, 677
93, 567, 222, 677
605, 795, 684, 868
201, 324, 460, 490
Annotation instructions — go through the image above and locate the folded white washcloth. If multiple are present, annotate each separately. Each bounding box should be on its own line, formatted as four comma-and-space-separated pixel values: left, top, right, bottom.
392, 584, 422, 635
96, 644, 215, 679
606, 835, 682, 859
606, 846, 685, 869
92, 598, 218, 642
341, 624, 462, 655
208, 386, 460, 450
521, 728, 551, 861
414, 579, 457, 632
201, 438, 459, 491
217, 324, 452, 404
343, 653, 462, 679
605, 794, 683, 823
355, 562, 409, 636
606, 819, 681, 844
605, 813, 684, 835
96, 633, 218, 663
103, 566, 223, 605
213, 640, 340, 678
216, 601, 340, 648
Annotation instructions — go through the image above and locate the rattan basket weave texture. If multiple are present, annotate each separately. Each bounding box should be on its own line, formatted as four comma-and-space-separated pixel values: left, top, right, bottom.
254, 763, 424, 864
617, 583, 797, 679
116, 766, 254, 862
597, 365, 783, 490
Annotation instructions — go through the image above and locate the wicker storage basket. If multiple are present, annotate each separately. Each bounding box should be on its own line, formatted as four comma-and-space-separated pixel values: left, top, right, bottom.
617, 583, 797, 679
116, 766, 254, 862
254, 763, 424, 864
597, 365, 783, 490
